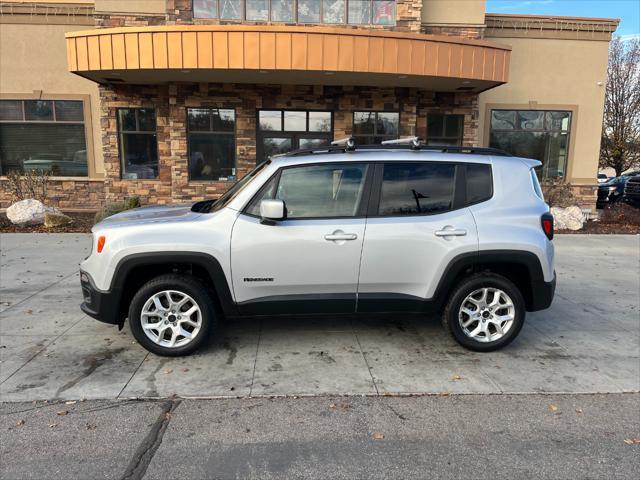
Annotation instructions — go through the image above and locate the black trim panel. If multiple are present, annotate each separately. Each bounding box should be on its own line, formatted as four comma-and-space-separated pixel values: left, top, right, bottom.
358, 250, 555, 313
109, 252, 238, 317
357, 293, 436, 313
80, 270, 121, 325
238, 293, 356, 315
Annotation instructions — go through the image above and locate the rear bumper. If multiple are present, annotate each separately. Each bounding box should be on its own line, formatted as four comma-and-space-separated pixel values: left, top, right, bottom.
528, 271, 556, 312
80, 270, 122, 325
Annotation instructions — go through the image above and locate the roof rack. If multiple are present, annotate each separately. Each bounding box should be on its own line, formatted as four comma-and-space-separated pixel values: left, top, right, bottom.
278, 137, 511, 158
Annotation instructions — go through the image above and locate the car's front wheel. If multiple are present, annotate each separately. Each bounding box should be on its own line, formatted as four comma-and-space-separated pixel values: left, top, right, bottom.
128, 274, 216, 356
442, 273, 525, 352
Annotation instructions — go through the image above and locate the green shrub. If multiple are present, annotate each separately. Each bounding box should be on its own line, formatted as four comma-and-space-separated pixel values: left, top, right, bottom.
94, 196, 140, 224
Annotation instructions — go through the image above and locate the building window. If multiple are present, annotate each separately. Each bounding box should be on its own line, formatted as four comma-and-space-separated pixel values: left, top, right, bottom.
187, 108, 236, 181
489, 110, 572, 179
194, 0, 395, 25
427, 114, 463, 146
118, 108, 159, 180
0, 99, 88, 177
257, 109, 333, 164
352, 111, 399, 145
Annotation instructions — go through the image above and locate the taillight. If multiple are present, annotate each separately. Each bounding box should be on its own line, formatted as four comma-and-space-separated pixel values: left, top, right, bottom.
97, 235, 106, 253
541, 213, 554, 240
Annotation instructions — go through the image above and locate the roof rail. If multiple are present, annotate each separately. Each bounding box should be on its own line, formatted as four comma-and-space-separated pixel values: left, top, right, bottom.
278, 141, 511, 158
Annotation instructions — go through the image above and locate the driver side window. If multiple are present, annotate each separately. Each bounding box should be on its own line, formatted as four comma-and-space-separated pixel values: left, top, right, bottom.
245, 163, 369, 219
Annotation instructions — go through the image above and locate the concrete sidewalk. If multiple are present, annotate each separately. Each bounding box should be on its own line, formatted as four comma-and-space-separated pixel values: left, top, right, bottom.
0, 234, 638, 401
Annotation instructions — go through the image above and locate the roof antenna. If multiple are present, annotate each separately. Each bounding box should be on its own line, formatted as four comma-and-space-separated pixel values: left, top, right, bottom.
381, 136, 421, 150
331, 137, 356, 151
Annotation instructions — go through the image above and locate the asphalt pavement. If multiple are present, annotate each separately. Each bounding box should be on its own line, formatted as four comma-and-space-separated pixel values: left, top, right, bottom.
1, 393, 639, 480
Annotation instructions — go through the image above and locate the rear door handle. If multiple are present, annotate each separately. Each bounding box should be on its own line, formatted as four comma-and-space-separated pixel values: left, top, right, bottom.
325, 232, 358, 241
435, 228, 467, 237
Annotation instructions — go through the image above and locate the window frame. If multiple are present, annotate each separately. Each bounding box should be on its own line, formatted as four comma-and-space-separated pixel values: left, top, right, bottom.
426, 114, 464, 146
193, 0, 396, 25
241, 160, 493, 220
186, 107, 237, 182
352, 111, 401, 145
117, 107, 160, 181
242, 161, 374, 220
256, 109, 334, 164
486, 106, 575, 180
0, 96, 93, 179
366, 161, 493, 218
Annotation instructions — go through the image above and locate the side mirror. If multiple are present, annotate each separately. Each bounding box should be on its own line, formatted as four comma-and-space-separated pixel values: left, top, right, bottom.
260, 199, 285, 224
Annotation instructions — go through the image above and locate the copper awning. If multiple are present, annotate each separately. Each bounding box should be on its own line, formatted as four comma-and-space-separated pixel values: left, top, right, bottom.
66, 25, 511, 92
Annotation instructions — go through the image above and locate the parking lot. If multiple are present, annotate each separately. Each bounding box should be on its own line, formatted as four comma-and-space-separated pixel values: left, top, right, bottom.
1, 234, 639, 402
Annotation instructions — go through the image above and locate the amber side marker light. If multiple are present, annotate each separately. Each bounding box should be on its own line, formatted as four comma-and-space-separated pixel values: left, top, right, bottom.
97, 236, 106, 253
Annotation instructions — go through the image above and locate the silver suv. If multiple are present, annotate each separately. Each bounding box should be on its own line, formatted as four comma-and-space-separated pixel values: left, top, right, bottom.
80, 140, 556, 356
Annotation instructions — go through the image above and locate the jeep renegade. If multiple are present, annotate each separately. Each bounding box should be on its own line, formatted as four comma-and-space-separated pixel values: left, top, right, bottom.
80, 140, 556, 356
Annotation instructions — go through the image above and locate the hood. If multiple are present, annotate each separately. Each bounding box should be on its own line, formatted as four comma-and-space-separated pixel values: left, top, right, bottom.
95, 203, 203, 229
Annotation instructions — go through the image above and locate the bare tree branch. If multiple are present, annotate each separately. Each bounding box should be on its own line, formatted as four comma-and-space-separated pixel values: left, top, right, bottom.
600, 37, 640, 177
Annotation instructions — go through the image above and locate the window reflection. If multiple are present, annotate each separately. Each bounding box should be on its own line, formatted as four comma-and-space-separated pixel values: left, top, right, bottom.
194, 1, 395, 25
489, 109, 572, 179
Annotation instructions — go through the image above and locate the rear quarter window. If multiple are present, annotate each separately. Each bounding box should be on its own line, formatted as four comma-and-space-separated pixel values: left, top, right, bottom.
466, 164, 493, 205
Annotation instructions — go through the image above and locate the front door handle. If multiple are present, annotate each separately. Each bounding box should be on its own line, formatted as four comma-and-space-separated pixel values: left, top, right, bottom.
435, 228, 467, 237
325, 232, 358, 241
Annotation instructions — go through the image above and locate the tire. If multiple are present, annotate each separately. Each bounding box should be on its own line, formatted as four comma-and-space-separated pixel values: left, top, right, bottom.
128, 274, 217, 356
442, 273, 525, 352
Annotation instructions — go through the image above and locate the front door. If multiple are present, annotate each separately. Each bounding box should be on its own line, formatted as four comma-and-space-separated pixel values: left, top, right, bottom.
256, 110, 333, 163
231, 162, 372, 315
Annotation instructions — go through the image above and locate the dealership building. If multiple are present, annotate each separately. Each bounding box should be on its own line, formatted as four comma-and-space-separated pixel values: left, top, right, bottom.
0, 0, 619, 211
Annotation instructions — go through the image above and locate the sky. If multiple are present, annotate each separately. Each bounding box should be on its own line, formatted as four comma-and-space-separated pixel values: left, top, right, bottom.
486, 0, 640, 40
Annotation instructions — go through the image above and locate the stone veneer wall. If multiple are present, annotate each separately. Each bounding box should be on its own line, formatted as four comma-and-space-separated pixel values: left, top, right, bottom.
0, 179, 105, 210
421, 25, 485, 39
99, 82, 479, 205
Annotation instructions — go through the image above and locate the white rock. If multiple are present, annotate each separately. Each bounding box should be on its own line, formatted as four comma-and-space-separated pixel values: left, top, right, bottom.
6, 199, 60, 226
550, 206, 585, 231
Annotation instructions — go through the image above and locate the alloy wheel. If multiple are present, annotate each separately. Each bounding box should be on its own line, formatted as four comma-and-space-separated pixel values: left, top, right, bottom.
140, 290, 202, 348
458, 287, 515, 343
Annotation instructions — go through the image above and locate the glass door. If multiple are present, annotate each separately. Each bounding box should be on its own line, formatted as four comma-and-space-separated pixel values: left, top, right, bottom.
257, 110, 333, 163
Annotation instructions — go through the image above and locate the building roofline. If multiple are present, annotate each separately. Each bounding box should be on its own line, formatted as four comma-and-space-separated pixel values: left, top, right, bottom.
485, 13, 620, 26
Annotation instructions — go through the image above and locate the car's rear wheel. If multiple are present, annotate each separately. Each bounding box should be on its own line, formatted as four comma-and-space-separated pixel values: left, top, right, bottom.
442, 273, 525, 352
128, 274, 216, 356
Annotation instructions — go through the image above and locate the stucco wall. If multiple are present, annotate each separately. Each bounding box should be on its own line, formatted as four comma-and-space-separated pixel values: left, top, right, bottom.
0, 22, 104, 176
94, 0, 166, 15
479, 36, 610, 185
422, 0, 485, 26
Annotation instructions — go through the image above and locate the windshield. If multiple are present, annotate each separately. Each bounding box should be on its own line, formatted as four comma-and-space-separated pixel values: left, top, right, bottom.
208, 161, 271, 212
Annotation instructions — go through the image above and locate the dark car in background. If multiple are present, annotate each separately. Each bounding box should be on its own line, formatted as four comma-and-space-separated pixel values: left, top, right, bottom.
623, 175, 640, 207
597, 176, 629, 209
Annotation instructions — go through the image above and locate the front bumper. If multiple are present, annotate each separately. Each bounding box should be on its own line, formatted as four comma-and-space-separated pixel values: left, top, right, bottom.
80, 270, 122, 325
528, 271, 556, 312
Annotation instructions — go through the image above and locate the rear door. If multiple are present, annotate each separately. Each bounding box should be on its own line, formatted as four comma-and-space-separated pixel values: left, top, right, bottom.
357, 161, 479, 312
231, 162, 372, 314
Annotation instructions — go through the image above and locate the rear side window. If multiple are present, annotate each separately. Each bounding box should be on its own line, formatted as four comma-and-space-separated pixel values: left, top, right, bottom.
378, 163, 456, 216
466, 164, 493, 204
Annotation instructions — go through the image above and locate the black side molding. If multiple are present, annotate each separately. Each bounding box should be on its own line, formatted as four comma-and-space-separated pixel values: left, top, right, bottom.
237, 293, 356, 315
